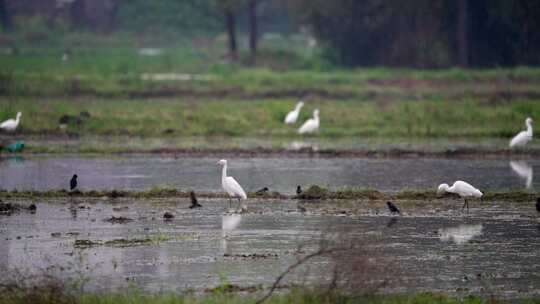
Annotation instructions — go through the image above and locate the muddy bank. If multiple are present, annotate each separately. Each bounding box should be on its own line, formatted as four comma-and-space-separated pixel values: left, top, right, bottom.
0, 187, 537, 203
3, 145, 540, 159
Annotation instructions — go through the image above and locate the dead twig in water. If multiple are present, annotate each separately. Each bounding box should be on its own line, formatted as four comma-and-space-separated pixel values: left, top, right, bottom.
255, 245, 352, 304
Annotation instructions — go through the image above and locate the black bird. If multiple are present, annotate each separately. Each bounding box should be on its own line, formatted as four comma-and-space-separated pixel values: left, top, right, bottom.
163, 212, 175, 220
386, 201, 400, 214
296, 185, 302, 195
70, 174, 78, 191
189, 191, 202, 209
536, 197, 540, 213
255, 187, 269, 195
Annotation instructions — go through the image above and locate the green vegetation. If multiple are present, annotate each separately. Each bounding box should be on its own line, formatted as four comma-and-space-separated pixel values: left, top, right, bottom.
0, 187, 537, 202
0, 288, 538, 304
1, 96, 540, 138
2, 35, 540, 140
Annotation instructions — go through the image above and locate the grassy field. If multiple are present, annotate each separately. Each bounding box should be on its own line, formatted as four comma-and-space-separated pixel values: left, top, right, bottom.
1, 35, 540, 139
1, 289, 537, 304
0, 97, 538, 138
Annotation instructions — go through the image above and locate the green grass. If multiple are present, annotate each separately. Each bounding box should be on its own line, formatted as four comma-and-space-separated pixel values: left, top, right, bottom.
1, 290, 537, 304
1, 97, 539, 138
2, 34, 540, 139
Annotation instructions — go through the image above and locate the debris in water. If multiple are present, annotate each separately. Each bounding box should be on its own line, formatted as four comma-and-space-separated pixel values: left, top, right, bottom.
104, 216, 133, 224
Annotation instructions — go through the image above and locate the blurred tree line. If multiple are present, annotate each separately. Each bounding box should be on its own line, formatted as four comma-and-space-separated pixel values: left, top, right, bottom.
1, 0, 539, 68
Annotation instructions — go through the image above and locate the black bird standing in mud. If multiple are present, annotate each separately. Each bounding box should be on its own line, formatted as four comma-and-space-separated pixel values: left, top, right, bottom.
70, 174, 78, 191
296, 185, 302, 195
189, 191, 202, 209
536, 197, 540, 213
386, 201, 400, 215
255, 187, 269, 195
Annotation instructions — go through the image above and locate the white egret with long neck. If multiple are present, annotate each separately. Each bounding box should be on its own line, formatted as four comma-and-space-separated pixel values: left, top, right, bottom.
217, 159, 247, 211
437, 180, 483, 211
298, 109, 319, 134
0, 112, 22, 132
284, 101, 304, 124
509, 117, 533, 148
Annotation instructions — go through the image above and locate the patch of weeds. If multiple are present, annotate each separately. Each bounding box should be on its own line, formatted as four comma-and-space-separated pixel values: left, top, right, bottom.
103, 216, 133, 224
74, 238, 153, 249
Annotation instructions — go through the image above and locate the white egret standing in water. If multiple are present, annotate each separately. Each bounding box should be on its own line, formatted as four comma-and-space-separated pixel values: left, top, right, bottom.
0, 112, 22, 132
437, 180, 483, 211
509, 117, 533, 148
217, 159, 247, 211
284, 101, 304, 124
298, 109, 319, 134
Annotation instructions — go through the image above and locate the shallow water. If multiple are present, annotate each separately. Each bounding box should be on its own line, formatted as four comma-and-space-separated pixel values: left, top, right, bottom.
0, 198, 538, 298
0, 155, 538, 193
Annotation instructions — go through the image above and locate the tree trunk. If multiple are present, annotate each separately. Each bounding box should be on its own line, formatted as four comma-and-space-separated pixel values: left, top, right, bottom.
457, 0, 468, 67
248, 0, 258, 65
0, 0, 11, 31
70, 0, 86, 29
225, 8, 238, 61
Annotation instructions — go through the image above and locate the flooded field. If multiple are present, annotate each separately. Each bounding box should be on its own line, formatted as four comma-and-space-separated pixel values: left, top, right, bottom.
0, 155, 538, 193
0, 198, 538, 298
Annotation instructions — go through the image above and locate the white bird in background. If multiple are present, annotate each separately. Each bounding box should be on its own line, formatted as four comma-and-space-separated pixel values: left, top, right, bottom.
509, 117, 533, 148
217, 159, 247, 211
284, 101, 304, 124
437, 180, 483, 211
298, 109, 319, 134
0, 112, 22, 132
509, 161, 533, 189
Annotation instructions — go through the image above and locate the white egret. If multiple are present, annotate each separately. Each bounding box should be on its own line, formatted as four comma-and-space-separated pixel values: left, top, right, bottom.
298, 109, 319, 134
509, 117, 533, 148
217, 159, 247, 211
0, 112, 22, 132
284, 101, 304, 124
437, 180, 483, 211
509, 161, 533, 189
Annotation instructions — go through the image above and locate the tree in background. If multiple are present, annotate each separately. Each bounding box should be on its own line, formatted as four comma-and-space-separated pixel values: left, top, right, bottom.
0, 0, 10, 31
286, 0, 540, 68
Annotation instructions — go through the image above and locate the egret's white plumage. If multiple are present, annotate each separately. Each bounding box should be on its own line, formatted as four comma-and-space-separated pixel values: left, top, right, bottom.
0, 112, 21, 132
437, 180, 483, 211
509, 117, 533, 148
298, 109, 319, 134
284, 101, 304, 124
509, 161, 533, 189
218, 159, 247, 211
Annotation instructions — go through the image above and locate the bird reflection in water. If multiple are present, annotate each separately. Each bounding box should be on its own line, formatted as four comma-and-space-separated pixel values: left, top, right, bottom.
439, 224, 483, 245
509, 161, 533, 189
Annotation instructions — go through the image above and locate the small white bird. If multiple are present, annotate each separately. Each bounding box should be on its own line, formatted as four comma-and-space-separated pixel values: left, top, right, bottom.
284, 101, 304, 124
437, 180, 483, 211
0, 112, 22, 132
509, 117, 533, 148
217, 159, 247, 211
298, 109, 319, 134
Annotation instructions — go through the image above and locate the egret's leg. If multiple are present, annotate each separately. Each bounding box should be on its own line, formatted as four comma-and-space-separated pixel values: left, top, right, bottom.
462, 199, 467, 211
228, 198, 232, 209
